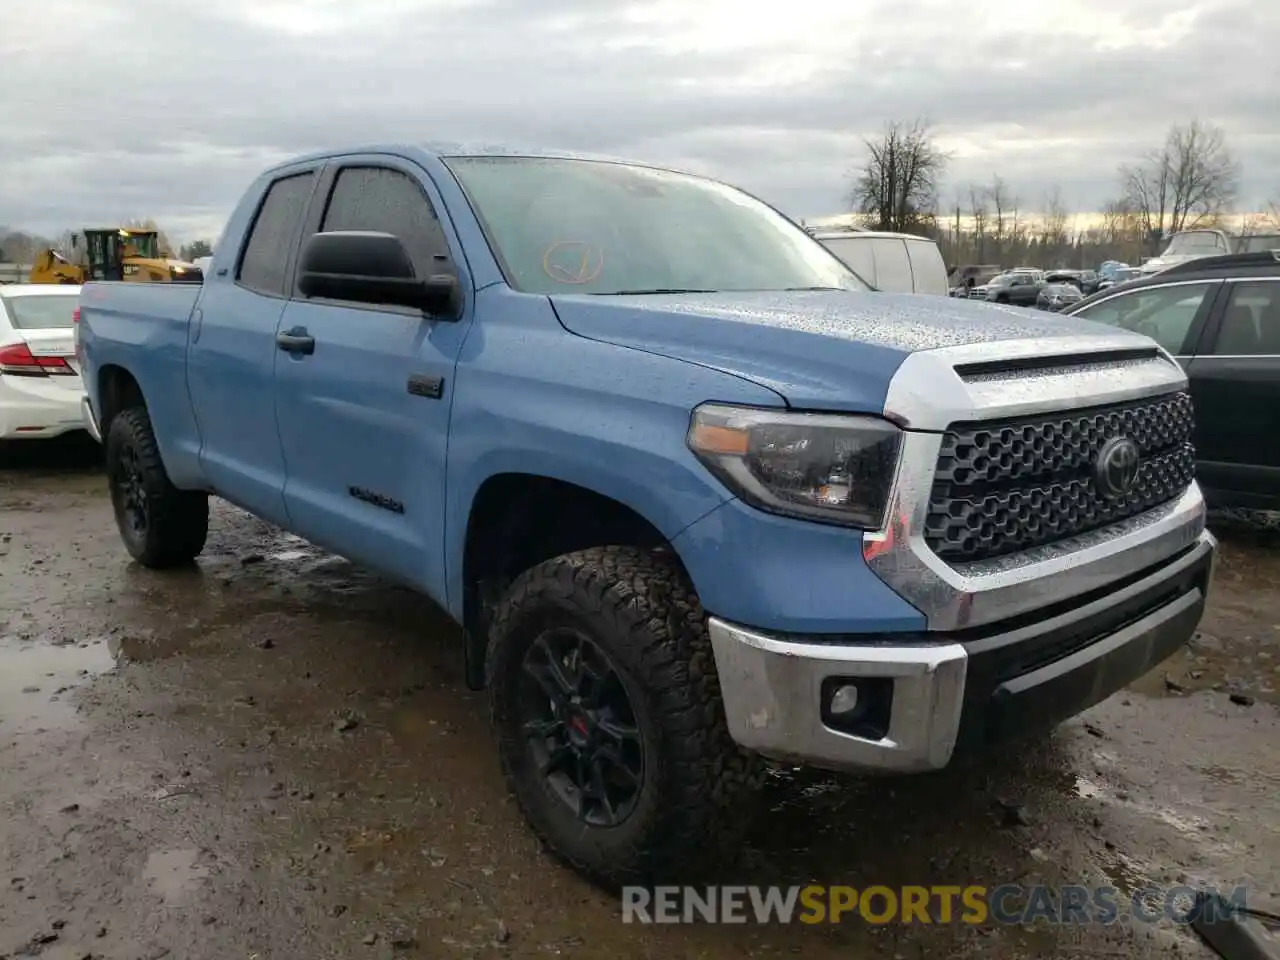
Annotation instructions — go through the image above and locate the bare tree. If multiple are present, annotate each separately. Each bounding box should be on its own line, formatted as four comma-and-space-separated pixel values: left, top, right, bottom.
1120, 119, 1240, 250
1041, 187, 1069, 240
1039, 186, 1071, 264
0, 230, 45, 264
1239, 213, 1271, 239
851, 119, 947, 232
986, 175, 1022, 257
181, 239, 214, 261
1267, 193, 1280, 229
967, 185, 990, 261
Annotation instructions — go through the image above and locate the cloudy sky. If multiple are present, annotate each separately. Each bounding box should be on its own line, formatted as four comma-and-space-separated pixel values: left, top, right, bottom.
2, 0, 1276, 244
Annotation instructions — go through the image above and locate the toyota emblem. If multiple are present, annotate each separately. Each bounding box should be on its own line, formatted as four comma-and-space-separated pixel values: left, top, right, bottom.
1095, 436, 1141, 498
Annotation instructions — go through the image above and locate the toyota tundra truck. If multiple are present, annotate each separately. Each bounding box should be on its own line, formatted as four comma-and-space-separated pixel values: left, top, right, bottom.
77, 145, 1215, 887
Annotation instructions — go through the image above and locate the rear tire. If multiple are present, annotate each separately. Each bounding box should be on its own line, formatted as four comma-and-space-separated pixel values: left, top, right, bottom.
486, 545, 764, 888
105, 406, 208, 568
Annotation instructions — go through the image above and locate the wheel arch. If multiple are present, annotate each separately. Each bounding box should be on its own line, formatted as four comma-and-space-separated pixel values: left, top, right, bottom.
455, 469, 708, 689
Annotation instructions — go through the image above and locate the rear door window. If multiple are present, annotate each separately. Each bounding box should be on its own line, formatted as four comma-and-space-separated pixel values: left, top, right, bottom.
872, 239, 914, 293
1072, 281, 1217, 355
237, 172, 316, 297
0, 294, 78, 329
1208, 281, 1280, 356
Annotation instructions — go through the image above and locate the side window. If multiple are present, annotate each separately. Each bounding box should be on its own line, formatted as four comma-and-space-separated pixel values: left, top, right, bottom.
873, 239, 914, 293
905, 241, 947, 295
320, 167, 451, 281
1073, 281, 1215, 355
237, 172, 315, 296
1209, 282, 1280, 356
823, 238, 877, 288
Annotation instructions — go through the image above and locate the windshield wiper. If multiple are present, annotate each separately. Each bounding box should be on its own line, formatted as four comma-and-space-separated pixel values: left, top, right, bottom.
592, 288, 718, 295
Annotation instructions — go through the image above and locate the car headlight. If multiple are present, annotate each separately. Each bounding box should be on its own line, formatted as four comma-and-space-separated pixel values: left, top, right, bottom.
686, 403, 901, 528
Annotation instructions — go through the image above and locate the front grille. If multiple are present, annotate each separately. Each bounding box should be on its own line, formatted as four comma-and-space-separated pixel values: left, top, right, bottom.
924, 391, 1195, 564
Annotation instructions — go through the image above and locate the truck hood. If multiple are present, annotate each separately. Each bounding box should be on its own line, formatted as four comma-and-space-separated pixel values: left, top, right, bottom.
549, 290, 1133, 413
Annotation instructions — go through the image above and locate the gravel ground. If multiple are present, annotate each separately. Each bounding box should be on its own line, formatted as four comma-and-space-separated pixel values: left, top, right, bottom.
1, 436, 1277, 959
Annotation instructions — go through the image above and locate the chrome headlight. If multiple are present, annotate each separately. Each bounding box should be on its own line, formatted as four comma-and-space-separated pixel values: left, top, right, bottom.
687, 404, 901, 529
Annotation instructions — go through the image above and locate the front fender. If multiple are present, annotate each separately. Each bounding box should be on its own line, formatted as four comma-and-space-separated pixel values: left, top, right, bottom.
443, 288, 785, 618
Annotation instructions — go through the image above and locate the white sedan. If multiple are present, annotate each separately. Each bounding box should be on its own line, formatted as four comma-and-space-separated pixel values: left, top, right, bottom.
0, 284, 86, 440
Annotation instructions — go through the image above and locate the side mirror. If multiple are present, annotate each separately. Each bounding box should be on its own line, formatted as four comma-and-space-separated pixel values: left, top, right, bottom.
297, 231, 461, 318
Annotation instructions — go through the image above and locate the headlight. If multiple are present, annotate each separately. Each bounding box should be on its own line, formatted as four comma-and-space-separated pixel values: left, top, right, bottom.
686, 403, 901, 529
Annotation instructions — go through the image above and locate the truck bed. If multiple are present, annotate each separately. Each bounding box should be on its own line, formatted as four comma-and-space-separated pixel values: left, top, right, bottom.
79, 281, 205, 485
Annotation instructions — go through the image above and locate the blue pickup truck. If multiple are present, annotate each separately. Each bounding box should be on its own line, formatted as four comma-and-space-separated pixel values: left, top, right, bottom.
77, 145, 1215, 886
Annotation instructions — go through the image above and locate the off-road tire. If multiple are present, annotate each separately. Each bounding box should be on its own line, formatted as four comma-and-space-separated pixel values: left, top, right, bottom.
486, 545, 765, 888
105, 406, 209, 568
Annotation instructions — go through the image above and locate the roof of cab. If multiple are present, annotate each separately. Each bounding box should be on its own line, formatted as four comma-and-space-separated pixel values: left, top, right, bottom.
811, 229, 938, 243
261, 143, 682, 176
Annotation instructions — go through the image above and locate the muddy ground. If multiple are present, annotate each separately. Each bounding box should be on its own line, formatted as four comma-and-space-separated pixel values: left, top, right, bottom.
1, 436, 1277, 960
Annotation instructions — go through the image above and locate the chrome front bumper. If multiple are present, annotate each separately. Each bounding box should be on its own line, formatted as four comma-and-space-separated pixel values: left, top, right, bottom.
82, 395, 102, 443
708, 528, 1215, 773
709, 620, 967, 772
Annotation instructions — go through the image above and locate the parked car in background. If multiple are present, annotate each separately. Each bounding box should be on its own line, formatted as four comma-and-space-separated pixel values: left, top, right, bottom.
813, 230, 949, 295
1090, 261, 1129, 292
1097, 266, 1143, 291
0, 284, 85, 440
1139, 229, 1234, 277
948, 263, 1002, 296
1036, 282, 1084, 311
1065, 251, 1280, 510
971, 268, 1035, 300
1044, 269, 1095, 291
984, 270, 1045, 306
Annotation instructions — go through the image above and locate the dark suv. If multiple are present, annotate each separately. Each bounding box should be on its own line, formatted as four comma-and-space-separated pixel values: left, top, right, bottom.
1064, 252, 1280, 510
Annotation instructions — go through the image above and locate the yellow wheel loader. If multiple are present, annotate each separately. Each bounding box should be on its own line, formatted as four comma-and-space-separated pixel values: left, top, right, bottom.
28, 228, 202, 284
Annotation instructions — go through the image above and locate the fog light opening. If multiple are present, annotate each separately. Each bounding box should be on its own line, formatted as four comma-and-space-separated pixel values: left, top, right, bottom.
821, 676, 893, 740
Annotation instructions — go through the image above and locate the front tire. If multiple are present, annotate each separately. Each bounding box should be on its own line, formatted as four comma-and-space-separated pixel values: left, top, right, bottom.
486, 546, 763, 888
105, 407, 209, 568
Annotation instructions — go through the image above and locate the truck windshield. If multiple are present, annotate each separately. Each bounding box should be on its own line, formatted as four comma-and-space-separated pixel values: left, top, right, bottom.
444, 156, 867, 296
119, 232, 159, 259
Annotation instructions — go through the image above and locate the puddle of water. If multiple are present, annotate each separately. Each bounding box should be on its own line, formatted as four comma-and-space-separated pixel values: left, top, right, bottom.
1075, 775, 1209, 836
142, 848, 208, 904
0, 638, 117, 733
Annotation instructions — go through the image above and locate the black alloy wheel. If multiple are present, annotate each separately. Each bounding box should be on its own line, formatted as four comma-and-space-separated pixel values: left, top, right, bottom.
112, 441, 150, 540
518, 628, 645, 827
